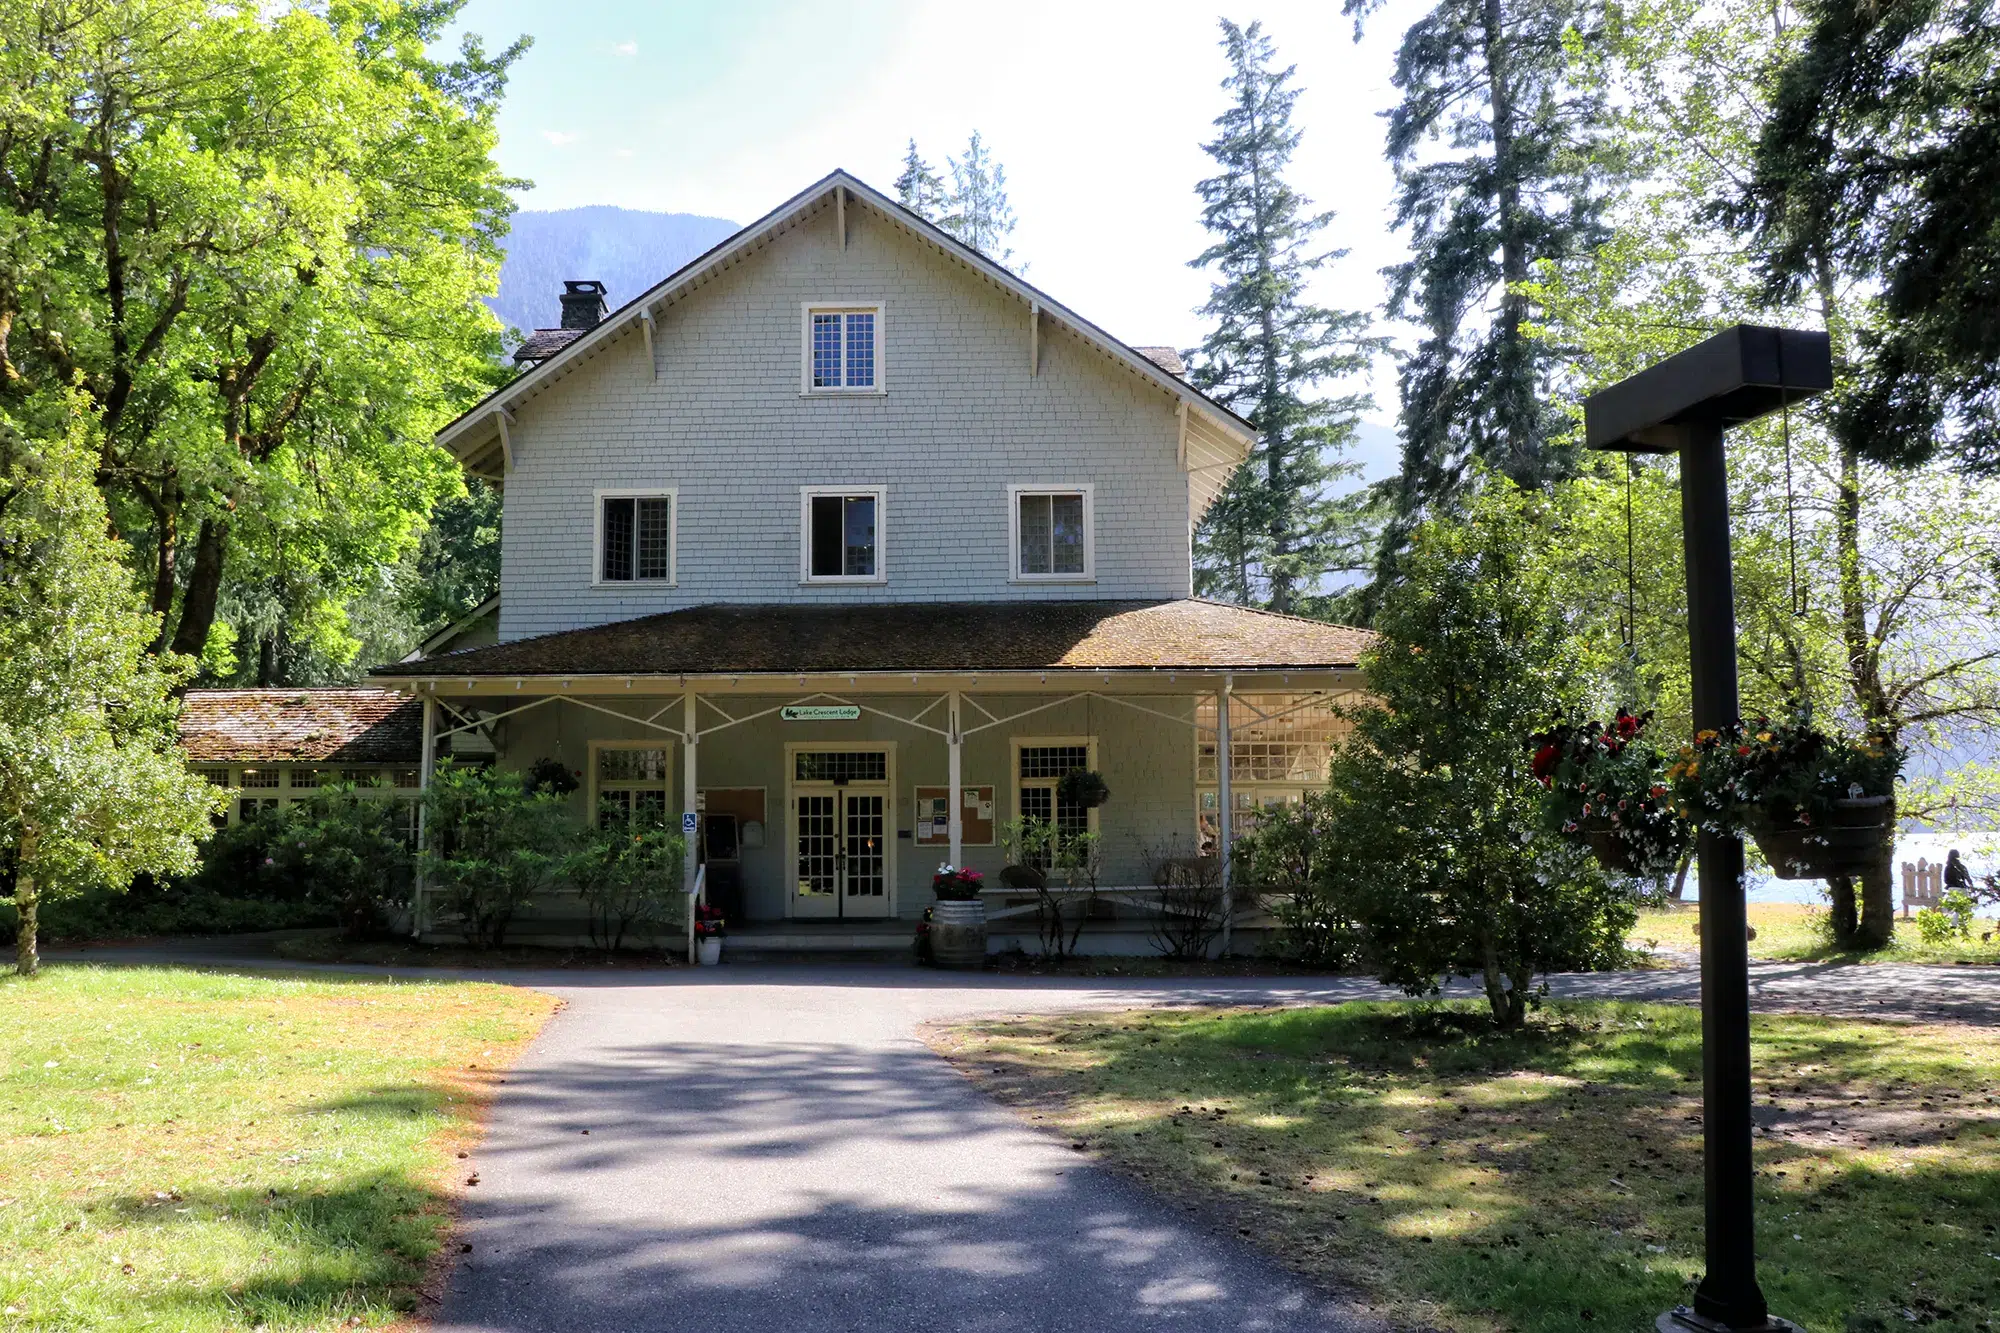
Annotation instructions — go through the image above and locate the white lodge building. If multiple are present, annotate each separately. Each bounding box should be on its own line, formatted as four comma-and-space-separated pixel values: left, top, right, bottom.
373, 170, 1372, 953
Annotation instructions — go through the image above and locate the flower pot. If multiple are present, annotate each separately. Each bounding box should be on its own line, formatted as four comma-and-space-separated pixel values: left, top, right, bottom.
696, 935, 723, 966
998, 863, 1046, 891
1580, 820, 1644, 874
928, 897, 988, 970
1749, 796, 1890, 880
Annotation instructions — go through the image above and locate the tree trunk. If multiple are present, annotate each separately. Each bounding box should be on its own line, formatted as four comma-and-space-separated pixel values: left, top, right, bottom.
1481, 936, 1524, 1028
167, 515, 229, 659
1855, 791, 1897, 949
13, 830, 38, 977
257, 632, 277, 686
1826, 875, 1859, 946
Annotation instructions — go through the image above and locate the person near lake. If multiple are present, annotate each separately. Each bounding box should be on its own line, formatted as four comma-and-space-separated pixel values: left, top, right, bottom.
1944, 849, 1973, 890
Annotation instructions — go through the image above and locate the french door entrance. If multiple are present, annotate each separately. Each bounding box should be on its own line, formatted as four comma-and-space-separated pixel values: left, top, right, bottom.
791, 749, 893, 920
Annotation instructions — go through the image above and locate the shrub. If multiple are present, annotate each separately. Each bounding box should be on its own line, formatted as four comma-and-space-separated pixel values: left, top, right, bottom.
1266, 483, 1636, 1024
1915, 889, 1978, 944
420, 762, 574, 948
264, 786, 414, 939
565, 803, 685, 952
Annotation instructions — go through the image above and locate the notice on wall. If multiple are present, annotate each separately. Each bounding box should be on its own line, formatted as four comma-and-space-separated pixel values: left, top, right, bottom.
913, 784, 995, 846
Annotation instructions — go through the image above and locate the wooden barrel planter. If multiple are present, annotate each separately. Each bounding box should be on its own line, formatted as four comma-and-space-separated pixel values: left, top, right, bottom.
929, 898, 988, 969
1749, 796, 1891, 880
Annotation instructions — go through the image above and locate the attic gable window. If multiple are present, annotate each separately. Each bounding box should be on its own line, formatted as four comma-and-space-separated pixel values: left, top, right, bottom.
803, 305, 882, 392
596, 489, 677, 584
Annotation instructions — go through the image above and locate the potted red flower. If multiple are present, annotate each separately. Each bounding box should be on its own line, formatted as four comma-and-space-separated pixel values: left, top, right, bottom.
1533, 709, 1690, 876
927, 865, 987, 969
693, 901, 726, 966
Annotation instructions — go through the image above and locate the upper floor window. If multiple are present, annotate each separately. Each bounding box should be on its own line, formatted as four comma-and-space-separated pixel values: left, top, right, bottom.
801, 486, 884, 582
803, 304, 882, 392
597, 489, 677, 584
1009, 485, 1094, 581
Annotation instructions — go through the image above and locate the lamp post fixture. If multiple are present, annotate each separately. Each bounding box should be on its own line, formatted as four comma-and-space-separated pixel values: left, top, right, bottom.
1584, 325, 1832, 1333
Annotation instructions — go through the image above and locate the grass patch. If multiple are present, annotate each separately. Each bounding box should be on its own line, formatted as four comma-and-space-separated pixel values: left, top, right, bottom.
0, 965, 558, 1330
1632, 902, 2000, 966
931, 1000, 2000, 1333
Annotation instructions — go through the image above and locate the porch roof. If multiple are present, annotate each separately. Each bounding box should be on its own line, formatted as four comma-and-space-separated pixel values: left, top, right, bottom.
179, 689, 423, 763
371, 599, 1373, 682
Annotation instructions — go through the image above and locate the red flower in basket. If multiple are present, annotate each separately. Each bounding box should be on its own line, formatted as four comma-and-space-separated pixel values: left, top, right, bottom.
693, 902, 727, 938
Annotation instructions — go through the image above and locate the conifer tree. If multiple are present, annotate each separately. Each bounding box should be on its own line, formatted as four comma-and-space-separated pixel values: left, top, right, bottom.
1346, 0, 1620, 565
1189, 19, 1379, 614
894, 139, 945, 220
942, 132, 1018, 262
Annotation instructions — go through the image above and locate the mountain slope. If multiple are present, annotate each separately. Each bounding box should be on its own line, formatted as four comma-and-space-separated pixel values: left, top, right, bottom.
491, 207, 739, 334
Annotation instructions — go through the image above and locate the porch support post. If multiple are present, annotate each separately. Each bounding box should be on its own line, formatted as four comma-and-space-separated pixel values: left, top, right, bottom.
683, 689, 699, 959
1217, 673, 1234, 956
947, 690, 964, 867
413, 691, 437, 938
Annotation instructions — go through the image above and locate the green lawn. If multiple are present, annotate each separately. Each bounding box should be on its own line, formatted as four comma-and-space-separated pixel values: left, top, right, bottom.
931, 1000, 2000, 1333
1633, 901, 2000, 966
0, 966, 558, 1331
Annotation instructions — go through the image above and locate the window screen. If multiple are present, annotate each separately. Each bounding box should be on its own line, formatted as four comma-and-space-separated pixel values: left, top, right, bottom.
1017, 492, 1086, 576
808, 494, 876, 578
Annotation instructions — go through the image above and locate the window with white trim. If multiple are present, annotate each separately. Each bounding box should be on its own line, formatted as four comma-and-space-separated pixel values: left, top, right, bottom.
596, 489, 677, 584
801, 487, 884, 581
1009, 486, 1093, 581
594, 744, 672, 826
804, 305, 881, 391
1014, 738, 1097, 870
1195, 693, 1352, 849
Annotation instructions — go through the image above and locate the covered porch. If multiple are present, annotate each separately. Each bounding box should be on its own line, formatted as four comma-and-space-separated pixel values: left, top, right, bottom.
373, 599, 1370, 955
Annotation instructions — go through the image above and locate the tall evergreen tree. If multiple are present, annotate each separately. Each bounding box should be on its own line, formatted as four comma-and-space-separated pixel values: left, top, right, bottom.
1737, 0, 2000, 473
1189, 19, 1379, 615
894, 139, 945, 220
942, 131, 1018, 262
1346, 0, 1620, 562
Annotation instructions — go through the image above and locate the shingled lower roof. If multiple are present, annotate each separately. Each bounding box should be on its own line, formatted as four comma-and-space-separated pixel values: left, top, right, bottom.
179, 689, 424, 763
373, 600, 1374, 679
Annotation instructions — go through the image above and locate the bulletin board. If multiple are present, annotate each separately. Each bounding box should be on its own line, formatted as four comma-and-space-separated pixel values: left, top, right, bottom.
913, 785, 996, 846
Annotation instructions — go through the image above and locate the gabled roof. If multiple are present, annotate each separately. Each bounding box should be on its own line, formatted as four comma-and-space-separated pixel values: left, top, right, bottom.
439, 170, 1255, 520
179, 689, 423, 764
371, 599, 1372, 680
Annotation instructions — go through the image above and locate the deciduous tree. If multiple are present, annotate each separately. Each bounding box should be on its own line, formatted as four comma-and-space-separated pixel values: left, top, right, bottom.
0, 402, 221, 975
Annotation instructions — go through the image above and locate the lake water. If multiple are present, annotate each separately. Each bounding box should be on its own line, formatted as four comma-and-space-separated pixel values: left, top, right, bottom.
1681, 831, 1997, 903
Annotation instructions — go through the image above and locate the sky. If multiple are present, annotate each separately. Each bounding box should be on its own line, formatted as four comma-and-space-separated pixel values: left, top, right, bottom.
444, 0, 1430, 416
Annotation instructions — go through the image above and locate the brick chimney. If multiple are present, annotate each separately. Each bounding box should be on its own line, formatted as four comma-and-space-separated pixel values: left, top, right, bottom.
559, 280, 609, 331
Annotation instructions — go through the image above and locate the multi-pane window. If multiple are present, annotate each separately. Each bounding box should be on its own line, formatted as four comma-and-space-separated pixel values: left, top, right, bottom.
795, 750, 888, 783
1017, 742, 1093, 869
806, 307, 879, 391
1195, 692, 1353, 847
1012, 487, 1091, 579
599, 492, 676, 583
237, 767, 279, 789
596, 745, 671, 825
803, 489, 882, 580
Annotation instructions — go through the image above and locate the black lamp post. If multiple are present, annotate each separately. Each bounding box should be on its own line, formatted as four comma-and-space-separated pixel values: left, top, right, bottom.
1583, 325, 1832, 1333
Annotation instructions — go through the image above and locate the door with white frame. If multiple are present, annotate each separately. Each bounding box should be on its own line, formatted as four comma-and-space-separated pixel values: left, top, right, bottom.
788, 744, 895, 920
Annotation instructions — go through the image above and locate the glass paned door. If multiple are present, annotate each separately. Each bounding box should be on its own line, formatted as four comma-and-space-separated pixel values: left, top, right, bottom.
792, 755, 892, 920
796, 793, 839, 913
843, 793, 886, 905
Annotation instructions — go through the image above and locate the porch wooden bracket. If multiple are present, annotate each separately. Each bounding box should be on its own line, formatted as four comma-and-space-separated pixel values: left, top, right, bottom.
493, 407, 514, 473
640, 307, 657, 379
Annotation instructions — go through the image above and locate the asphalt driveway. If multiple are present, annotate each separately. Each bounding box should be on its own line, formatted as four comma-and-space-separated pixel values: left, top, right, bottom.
429, 969, 1392, 1333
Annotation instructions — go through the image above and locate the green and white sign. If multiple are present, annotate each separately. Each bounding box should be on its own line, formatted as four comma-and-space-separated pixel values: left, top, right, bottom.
781, 705, 861, 722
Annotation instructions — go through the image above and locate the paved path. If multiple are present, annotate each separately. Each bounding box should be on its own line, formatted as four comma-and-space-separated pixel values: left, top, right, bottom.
46, 942, 2000, 1332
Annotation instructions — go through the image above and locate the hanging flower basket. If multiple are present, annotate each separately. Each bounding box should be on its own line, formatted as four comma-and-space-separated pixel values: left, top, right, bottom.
1669, 717, 1900, 882
1748, 796, 1892, 881
1533, 710, 1689, 877
1056, 768, 1110, 809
